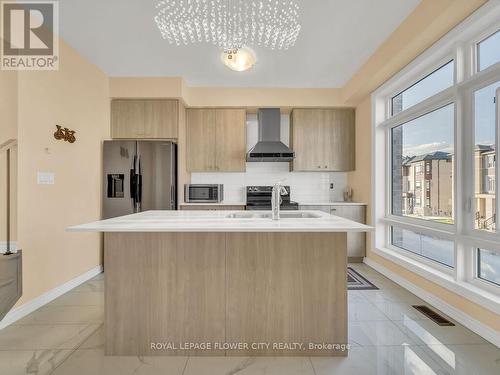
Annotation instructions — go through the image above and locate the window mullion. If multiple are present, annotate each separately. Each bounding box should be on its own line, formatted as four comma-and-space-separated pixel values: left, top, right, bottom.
455, 87, 465, 281
496, 88, 500, 240
380, 88, 455, 130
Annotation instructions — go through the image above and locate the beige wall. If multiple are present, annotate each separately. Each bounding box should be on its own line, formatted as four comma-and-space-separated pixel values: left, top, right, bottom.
14, 38, 109, 305
0, 69, 18, 145
0, 39, 19, 253
109, 77, 344, 108
347, 97, 372, 224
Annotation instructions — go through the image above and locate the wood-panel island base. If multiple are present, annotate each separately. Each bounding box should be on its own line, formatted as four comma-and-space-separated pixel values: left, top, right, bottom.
104, 232, 348, 357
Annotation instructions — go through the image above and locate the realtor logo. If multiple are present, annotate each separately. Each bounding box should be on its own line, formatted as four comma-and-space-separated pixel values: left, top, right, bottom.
1, 1, 59, 70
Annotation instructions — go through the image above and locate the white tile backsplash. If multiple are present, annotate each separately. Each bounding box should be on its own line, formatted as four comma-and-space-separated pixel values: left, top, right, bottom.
191, 163, 346, 202
190, 113, 347, 203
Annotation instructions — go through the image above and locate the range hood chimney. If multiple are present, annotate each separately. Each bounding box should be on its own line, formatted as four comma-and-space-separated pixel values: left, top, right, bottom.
246, 108, 295, 162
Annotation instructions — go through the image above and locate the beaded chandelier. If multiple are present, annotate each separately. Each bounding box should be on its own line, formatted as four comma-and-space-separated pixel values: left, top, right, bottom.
154, 0, 302, 53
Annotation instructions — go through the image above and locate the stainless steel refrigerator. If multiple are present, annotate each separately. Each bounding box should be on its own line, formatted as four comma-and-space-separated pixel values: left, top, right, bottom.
103, 140, 177, 219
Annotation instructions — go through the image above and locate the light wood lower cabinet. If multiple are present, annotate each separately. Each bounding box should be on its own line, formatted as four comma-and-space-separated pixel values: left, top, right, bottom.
111, 99, 179, 139
291, 108, 355, 171
186, 108, 246, 172
300, 204, 366, 261
104, 232, 347, 356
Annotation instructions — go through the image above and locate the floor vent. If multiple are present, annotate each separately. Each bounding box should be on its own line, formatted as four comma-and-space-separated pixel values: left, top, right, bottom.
412, 305, 455, 326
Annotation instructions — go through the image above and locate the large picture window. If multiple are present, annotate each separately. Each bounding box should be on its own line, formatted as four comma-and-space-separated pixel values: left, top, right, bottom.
391, 104, 455, 224
374, 5, 500, 304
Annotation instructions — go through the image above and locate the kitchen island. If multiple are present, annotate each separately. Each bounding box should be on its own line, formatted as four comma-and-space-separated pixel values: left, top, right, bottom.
68, 210, 371, 357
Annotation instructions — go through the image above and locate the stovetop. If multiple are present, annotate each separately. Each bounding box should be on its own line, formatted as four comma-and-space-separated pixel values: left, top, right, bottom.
246, 185, 299, 211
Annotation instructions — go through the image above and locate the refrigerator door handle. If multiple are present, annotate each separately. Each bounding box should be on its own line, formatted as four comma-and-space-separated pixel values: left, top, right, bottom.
170, 184, 174, 208
137, 156, 142, 206
130, 156, 136, 203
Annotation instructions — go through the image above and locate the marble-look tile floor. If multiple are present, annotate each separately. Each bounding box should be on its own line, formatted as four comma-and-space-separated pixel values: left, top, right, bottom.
0, 264, 498, 375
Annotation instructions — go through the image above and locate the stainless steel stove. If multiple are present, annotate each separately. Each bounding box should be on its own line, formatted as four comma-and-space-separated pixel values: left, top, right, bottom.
246, 186, 299, 211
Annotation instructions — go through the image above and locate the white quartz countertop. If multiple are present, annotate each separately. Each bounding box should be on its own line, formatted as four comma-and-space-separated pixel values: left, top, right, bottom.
67, 210, 373, 233
180, 201, 246, 206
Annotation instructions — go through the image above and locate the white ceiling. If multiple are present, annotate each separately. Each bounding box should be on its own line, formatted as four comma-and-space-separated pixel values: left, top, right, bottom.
58, 0, 421, 88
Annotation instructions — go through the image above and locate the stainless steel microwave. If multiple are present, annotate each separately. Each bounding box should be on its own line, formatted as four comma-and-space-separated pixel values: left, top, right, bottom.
184, 184, 224, 203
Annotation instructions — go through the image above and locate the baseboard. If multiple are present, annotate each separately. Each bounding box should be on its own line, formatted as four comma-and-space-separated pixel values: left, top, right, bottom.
0, 265, 103, 330
364, 258, 500, 348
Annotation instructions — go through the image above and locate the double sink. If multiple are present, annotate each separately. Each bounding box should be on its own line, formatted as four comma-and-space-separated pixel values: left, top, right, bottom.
225, 212, 322, 219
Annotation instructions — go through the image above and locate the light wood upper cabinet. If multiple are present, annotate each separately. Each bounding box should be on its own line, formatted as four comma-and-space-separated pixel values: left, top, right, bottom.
111, 99, 179, 139
290, 109, 323, 171
186, 109, 217, 172
111, 100, 144, 138
291, 108, 355, 171
215, 109, 246, 172
186, 108, 246, 172
144, 100, 178, 138
326, 109, 355, 171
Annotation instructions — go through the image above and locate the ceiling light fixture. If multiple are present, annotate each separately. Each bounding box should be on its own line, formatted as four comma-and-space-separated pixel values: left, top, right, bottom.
154, 0, 302, 52
221, 47, 256, 72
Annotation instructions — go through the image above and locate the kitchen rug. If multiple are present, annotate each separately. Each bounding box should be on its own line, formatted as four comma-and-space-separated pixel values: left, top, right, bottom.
347, 267, 378, 290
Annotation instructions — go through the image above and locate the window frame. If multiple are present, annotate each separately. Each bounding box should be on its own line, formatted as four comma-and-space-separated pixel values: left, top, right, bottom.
388, 224, 455, 273
464, 75, 500, 240
474, 27, 500, 74
372, 1, 500, 314
390, 59, 455, 116
384, 97, 457, 235
468, 239, 500, 296
476, 248, 500, 288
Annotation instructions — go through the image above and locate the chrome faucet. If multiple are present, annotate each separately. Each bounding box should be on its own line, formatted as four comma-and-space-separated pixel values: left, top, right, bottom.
271, 182, 288, 220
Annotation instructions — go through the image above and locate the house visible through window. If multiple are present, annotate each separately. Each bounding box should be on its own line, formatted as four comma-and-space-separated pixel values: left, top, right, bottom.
474, 80, 498, 232
392, 104, 454, 224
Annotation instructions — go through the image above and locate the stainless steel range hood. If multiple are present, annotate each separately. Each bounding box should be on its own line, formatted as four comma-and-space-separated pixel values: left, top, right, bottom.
247, 108, 295, 162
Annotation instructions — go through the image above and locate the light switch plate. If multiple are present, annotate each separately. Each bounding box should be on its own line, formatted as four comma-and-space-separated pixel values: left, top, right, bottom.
37, 172, 55, 185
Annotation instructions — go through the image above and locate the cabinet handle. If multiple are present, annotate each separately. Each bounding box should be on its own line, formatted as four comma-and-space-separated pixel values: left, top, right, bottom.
317, 165, 321, 169
324, 166, 328, 169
